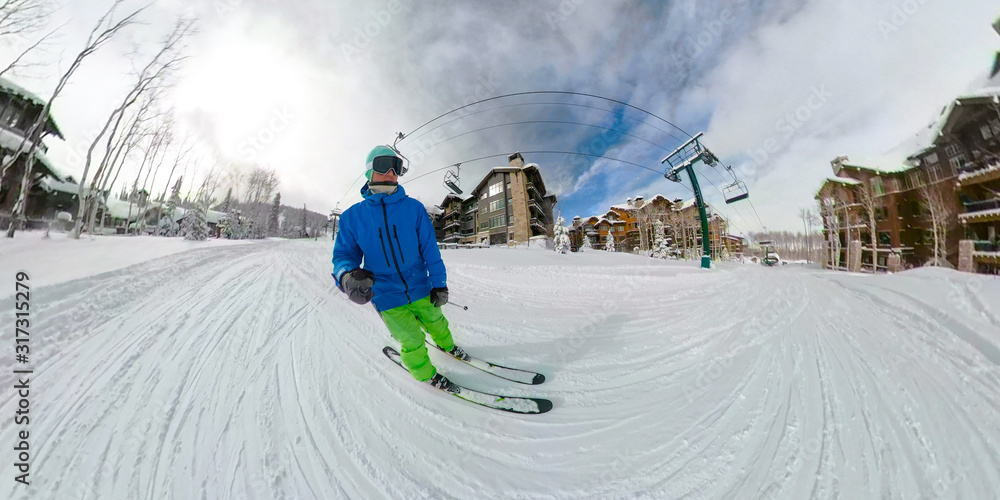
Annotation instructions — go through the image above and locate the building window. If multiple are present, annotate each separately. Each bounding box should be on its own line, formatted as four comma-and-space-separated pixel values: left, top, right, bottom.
508, 197, 512, 206
489, 182, 502, 197
948, 155, 965, 173
480, 192, 488, 200
910, 171, 925, 188
923, 152, 939, 165
508, 216, 514, 226
944, 144, 961, 158
1, 101, 24, 129
927, 164, 944, 183
872, 177, 885, 196
601, 224, 609, 231
878, 231, 891, 246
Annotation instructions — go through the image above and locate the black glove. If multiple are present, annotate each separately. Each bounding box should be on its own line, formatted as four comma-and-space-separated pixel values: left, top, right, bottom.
429, 287, 449, 307
339, 268, 375, 305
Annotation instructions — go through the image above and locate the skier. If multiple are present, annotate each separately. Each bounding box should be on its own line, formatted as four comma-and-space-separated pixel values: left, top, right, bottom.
332, 145, 464, 390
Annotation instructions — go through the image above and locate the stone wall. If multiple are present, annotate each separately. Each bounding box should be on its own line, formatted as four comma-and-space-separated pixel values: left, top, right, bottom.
958, 239, 975, 273
849, 240, 862, 272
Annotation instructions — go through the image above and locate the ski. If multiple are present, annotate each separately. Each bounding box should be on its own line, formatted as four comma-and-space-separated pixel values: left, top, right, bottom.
426, 341, 546, 385
382, 346, 552, 414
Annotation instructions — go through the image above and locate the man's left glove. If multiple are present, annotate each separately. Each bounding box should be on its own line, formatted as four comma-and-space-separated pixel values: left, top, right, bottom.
339, 268, 375, 305
429, 287, 449, 307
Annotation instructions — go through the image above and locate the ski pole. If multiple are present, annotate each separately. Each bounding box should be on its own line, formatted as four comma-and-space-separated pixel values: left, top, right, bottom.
448, 302, 468, 311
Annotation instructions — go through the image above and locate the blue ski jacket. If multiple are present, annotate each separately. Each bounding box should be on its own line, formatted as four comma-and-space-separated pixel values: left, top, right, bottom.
332, 184, 446, 312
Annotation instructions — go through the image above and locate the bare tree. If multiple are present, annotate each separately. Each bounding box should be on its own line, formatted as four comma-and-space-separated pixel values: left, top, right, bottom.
86, 93, 162, 235
856, 178, 883, 272
4, 0, 144, 237
919, 181, 956, 266
0, 0, 51, 40
70, 17, 193, 238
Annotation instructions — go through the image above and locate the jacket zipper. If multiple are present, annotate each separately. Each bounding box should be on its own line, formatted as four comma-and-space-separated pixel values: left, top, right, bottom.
382, 200, 411, 303
392, 225, 405, 264
377, 228, 391, 266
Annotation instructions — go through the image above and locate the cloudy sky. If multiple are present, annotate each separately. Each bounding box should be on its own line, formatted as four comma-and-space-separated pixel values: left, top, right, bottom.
3, 0, 999, 234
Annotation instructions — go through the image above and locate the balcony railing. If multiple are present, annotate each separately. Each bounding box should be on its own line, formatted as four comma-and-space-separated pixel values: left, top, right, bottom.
974, 241, 998, 252
444, 220, 460, 230
964, 198, 1000, 214
526, 182, 537, 193
527, 199, 543, 213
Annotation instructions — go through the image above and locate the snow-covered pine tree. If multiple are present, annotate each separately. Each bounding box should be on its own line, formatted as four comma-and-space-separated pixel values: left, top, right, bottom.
652, 220, 666, 258
163, 176, 182, 236
581, 232, 593, 251
605, 233, 616, 252
300, 203, 308, 238
182, 201, 208, 241
269, 193, 281, 237
553, 215, 570, 254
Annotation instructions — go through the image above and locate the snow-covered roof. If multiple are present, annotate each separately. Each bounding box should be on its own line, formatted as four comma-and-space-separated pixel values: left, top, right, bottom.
172, 206, 224, 224
930, 87, 1000, 142
840, 160, 915, 175
0, 127, 66, 180
610, 203, 632, 210
0, 77, 64, 139
104, 199, 146, 220
826, 177, 862, 185
38, 176, 83, 195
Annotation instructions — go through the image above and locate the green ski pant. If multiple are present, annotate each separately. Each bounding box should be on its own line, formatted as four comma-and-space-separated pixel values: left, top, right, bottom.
381, 296, 455, 382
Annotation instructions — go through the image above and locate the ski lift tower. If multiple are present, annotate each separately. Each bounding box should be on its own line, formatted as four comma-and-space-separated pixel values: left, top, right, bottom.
661, 132, 719, 269
330, 205, 342, 241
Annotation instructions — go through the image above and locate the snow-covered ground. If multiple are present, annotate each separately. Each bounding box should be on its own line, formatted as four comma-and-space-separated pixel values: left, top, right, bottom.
1, 236, 999, 499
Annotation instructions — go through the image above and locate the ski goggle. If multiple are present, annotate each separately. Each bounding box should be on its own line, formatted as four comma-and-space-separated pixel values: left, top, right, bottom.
370, 156, 407, 176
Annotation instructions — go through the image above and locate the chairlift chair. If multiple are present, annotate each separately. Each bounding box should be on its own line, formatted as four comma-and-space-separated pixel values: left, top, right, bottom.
443, 164, 462, 194
723, 181, 749, 204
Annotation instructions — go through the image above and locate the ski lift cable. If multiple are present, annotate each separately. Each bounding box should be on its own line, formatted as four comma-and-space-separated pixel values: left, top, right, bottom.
337, 151, 665, 208
700, 165, 755, 232
397, 91, 693, 147
405, 101, 687, 146
406, 119, 671, 159
746, 196, 768, 233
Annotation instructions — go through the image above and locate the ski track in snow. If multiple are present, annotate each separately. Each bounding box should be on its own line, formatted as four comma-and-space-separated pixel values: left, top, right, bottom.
1, 240, 999, 499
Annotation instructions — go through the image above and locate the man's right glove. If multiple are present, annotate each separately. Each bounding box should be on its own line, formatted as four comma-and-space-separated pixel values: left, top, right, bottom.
339, 268, 375, 305
429, 287, 449, 307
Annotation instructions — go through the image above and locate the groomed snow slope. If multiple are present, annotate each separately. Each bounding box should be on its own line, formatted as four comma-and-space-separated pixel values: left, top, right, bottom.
1, 238, 999, 499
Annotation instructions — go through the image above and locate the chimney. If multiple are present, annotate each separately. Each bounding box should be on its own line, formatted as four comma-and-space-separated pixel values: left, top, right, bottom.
508, 152, 525, 168
831, 155, 849, 175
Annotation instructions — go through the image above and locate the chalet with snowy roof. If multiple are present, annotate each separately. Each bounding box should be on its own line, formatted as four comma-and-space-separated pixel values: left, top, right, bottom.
932, 87, 1000, 273
435, 193, 464, 244
0, 77, 68, 227
817, 83, 1000, 274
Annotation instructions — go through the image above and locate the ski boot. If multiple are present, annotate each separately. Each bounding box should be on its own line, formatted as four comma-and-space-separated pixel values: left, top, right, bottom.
446, 345, 469, 361
427, 373, 458, 393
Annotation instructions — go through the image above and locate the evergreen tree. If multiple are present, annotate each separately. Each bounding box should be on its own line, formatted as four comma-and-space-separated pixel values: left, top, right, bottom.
553, 215, 570, 254
182, 201, 208, 241
301, 204, 308, 238
605, 233, 616, 252
269, 193, 281, 237
163, 176, 182, 236
581, 233, 593, 251
652, 221, 667, 259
